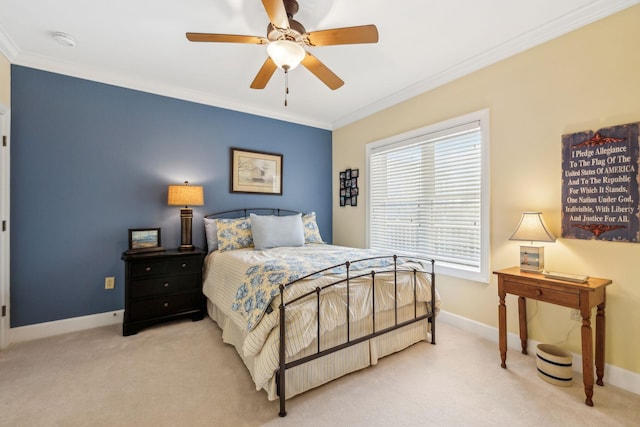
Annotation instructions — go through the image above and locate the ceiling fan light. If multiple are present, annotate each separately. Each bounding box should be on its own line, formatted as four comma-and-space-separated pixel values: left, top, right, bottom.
267, 40, 305, 70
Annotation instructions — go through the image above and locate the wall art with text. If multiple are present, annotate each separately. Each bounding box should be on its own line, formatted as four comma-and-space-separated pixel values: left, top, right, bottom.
561, 122, 640, 241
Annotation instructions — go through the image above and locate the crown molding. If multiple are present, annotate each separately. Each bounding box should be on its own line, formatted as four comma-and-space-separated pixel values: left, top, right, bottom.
332, 0, 640, 129
0, 23, 19, 61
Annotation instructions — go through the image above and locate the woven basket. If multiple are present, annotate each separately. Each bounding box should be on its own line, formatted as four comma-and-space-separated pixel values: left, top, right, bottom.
536, 344, 573, 387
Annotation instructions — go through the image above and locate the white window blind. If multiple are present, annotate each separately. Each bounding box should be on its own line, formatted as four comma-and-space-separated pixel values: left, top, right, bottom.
367, 111, 489, 282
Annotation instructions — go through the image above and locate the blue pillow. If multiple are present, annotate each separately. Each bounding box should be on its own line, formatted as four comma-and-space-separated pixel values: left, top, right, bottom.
250, 213, 305, 250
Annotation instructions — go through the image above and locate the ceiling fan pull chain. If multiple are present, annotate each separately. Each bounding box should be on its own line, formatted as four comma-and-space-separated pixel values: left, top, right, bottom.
284, 66, 290, 107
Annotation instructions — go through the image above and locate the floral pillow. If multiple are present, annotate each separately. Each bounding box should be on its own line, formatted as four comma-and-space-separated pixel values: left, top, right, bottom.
302, 212, 324, 244
216, 217, 253, 251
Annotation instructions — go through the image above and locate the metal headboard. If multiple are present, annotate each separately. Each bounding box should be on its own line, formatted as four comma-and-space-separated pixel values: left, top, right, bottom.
204, 208, 301, 219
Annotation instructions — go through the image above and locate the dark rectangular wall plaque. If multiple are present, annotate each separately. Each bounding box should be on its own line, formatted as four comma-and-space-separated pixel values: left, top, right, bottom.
561, 122, 640, 241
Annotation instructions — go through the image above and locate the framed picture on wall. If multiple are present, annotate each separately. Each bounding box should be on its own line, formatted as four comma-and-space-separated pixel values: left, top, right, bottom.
230, 148, 283, 195
127, 228, 164, 254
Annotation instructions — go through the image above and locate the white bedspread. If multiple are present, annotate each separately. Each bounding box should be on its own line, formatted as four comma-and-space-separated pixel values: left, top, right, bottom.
202, 244, 435, 390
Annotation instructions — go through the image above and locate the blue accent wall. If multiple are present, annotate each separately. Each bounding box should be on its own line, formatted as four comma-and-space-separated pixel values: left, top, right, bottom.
10, 65, 332, 327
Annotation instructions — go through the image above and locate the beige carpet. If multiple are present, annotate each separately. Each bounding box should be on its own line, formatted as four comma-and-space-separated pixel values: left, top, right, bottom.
0, 317, 638, 427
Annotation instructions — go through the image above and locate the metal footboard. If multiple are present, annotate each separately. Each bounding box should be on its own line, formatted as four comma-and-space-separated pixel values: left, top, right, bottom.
276, 256, 436, 417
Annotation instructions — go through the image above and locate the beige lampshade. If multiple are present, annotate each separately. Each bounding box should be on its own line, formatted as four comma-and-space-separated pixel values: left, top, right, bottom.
167, 181, 204, 207
509, 212, 556, 243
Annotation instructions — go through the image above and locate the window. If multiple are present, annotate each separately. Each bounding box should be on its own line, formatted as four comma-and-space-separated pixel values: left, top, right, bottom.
366, 109, 490, 282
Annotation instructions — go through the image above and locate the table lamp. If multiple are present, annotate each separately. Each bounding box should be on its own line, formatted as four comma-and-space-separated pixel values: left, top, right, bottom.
509, 212, 556, 272
167, 181, 204, 251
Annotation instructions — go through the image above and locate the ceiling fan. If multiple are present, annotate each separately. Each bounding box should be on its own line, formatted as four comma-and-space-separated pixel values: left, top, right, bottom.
186, 0, 378, 94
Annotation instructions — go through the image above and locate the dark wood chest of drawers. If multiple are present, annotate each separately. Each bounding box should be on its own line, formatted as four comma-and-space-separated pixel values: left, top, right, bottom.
121, 248, 206, 336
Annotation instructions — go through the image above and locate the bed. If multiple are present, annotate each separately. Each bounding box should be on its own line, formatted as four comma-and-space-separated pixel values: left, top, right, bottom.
202, 208, 438, 416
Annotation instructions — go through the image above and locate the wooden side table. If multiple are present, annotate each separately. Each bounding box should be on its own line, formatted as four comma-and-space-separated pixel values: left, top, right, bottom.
493, 267, 612, 406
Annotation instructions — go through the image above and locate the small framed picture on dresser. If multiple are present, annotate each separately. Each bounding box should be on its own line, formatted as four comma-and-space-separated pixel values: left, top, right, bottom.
127, 228, 164, 254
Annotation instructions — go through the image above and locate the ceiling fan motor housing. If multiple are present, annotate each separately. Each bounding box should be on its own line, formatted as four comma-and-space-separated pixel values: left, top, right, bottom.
267, 19, 306, 42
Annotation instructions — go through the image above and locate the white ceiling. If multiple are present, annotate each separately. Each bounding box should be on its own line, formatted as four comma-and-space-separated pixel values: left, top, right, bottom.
0, 0, 637, 130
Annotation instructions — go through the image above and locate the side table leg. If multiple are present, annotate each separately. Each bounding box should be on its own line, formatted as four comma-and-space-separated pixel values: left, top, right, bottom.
518, 296, 528, 355
499, 293, 507, 369
595, 301, 606, 386
581, 312, 595, 406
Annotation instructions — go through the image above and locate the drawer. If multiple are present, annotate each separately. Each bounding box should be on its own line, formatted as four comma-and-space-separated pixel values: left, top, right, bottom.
129, 293, 202, 322
505, 280, 579, 307
130, 255, 201, 278
130, 274, 200, 298
130, 260, 167, 278
165, 256, 202, 275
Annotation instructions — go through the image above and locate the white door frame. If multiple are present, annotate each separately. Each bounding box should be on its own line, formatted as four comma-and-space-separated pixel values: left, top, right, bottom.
0, 104, 10, 349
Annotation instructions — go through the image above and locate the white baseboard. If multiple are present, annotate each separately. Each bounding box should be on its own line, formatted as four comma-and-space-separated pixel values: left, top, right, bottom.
10, 310, 124, 344
438, 310, 640, 396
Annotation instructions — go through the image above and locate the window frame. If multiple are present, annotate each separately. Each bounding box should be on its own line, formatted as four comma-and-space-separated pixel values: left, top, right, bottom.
366, 109, 490, 283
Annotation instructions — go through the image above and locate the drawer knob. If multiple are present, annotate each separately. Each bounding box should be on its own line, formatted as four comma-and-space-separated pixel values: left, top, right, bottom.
181, 263, 187, 268
163, 302, 169, 308
535, 289, 542, 296
163, 282, 169, 288
145, 267, 151, 272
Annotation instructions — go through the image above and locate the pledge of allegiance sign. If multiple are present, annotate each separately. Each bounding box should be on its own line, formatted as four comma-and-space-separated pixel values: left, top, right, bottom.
561, 122, 640, 242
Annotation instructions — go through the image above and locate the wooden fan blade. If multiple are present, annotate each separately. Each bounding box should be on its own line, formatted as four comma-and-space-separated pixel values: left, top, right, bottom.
301, 52, 344, 90
250, 57, 278, 89
186, 33, 267, 44
262, 0, 290, 30
306, 25, 379, 46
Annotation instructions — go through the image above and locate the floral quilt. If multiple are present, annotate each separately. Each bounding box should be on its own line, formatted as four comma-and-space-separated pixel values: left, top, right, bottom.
231, 248, 398, 331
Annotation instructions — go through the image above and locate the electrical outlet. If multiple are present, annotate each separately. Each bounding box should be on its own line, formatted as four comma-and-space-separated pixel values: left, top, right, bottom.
105, 277, 115, 290
570, 309, 582, 321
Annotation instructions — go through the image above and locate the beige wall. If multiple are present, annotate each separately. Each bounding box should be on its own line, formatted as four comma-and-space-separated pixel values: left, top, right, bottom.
333, 5, 640, 375
0, 52, 9, 106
